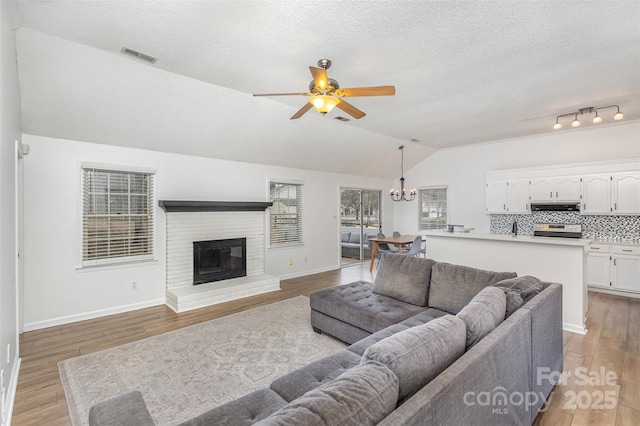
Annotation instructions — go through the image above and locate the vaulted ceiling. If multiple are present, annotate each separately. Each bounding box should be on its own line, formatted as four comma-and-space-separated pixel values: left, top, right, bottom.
12, 1, 640, 178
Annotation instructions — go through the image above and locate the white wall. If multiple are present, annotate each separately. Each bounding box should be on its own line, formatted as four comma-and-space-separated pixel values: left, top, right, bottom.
0, 1, 21, 423
21, 134, 394, 330
394, 121, 640, 234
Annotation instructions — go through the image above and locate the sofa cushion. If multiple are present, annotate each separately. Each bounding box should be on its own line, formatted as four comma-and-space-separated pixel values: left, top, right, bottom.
397, 308, 449, 327
428, 262, 517, 314
347, 324, 410, 356
255, 361, 399, 426
372, 255, 434, 306
89, 391, 155, 426
362, 315, 466, 401
310, 281, 427, 334
341, 231, 351, 243
179, 388, 287, 426
348, 232, 361, 244
492, 275, 544, 317
270, 350, 361, 402
456, 286, 506, 349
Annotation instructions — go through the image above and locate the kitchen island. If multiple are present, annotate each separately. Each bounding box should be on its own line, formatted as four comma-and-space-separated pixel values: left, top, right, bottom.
423, 231, 590, 334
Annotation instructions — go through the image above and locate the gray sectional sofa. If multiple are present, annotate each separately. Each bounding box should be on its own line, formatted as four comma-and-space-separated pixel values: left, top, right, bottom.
89, 254, 563, 426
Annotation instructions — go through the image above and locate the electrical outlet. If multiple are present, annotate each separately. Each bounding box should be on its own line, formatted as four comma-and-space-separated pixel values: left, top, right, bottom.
288, 258, 293, 266
131, 282, 137, 290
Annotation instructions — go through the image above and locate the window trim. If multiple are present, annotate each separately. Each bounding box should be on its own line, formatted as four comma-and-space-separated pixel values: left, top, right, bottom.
267, 178, 304, 248
78, 162, 157, 269
417, 185, 448, 232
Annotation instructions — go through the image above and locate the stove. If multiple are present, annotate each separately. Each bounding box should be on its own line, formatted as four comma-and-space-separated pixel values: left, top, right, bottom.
533, 223, 583, 238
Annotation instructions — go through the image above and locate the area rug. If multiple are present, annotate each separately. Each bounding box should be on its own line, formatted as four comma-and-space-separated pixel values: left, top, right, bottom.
59, 296, 347, 426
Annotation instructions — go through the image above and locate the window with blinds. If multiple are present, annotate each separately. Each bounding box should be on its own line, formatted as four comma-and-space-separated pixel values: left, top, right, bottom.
269, 181, 303, 246
418, 187, 448, 231
82, 166, 155, 266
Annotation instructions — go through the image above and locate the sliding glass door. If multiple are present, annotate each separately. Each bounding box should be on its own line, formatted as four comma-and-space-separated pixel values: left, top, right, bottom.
340, 188, 381, 266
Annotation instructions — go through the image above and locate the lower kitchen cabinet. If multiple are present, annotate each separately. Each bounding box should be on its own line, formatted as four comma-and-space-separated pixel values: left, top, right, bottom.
587, 244, 640, 294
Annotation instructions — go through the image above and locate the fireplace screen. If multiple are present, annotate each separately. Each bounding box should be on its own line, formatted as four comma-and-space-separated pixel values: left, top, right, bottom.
193, 238, 247, 284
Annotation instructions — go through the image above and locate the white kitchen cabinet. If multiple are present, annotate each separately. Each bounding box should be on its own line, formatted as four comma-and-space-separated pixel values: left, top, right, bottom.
581, 174, 612, 214
530, 176, 581, 202
587, 244, 640, 294
613, 172, 640, 214
485, 179, 530, 214
611, 245, 640, 293
486, 180, 508, 213
507, 179, 530, 213
586, 245, 611, 289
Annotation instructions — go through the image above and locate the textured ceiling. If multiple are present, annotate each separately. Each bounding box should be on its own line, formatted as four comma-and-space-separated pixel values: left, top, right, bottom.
12, 0, 640, 178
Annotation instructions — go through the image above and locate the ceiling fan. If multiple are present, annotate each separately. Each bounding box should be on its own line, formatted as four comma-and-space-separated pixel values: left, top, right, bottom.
253, 59, 396, 120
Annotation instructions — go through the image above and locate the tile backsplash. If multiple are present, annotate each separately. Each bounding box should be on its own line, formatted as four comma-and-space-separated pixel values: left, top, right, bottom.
490, 212, 640, 240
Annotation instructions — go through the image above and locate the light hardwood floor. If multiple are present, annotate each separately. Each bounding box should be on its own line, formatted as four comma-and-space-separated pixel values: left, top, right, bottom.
12, 263, 640, 425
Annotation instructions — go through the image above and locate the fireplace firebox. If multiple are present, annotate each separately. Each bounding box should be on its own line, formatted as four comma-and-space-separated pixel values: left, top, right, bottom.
193, 238, 247, 285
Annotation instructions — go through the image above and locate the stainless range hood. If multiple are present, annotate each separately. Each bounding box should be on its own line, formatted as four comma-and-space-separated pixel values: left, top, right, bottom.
530, 203, 580, 212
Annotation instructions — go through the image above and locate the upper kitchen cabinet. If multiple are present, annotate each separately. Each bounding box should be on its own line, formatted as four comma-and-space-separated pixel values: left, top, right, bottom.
582, 172, 640, 215
530, 176, 581, 202
613, 172, 640, 214
485, 179, 530, 214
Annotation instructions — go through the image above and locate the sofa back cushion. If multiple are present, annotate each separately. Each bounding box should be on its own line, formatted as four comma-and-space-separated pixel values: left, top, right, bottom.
372, 255, 434, 306
348, 232, 361, 244
456, 286, 506, 349
341, 231, 351, 243
361, 315, 466, 401
492, 275, 544, 317
255, 361, 399, 426
428, 262, 516, 314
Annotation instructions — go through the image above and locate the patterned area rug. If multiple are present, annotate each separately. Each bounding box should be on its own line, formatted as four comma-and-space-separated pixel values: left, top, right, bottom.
59, 296, 346, 426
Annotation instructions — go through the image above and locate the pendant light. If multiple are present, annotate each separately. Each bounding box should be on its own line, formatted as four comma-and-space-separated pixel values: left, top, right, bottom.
390, 145, 416, 202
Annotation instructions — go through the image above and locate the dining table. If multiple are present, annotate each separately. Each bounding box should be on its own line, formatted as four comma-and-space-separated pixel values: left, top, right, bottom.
369, 234, 418, 272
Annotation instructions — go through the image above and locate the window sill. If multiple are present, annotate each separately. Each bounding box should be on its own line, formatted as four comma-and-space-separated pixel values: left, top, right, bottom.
268, 243, 304, 250
76, 258, 158, 273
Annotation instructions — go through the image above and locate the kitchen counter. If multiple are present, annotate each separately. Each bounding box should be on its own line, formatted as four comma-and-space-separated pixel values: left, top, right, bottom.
423, 231, 591, 247
423, 230, 588, 334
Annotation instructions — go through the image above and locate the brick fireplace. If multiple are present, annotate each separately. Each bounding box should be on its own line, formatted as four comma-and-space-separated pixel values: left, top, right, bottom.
160, 201, 280, 312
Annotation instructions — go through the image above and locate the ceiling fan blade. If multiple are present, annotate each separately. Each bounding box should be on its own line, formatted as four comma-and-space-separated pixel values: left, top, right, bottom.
340, 86, 396, 97
335, 99, 366, 119
290, 102, 313, 120
253, 92, 308, 97
309, 66, 329, 90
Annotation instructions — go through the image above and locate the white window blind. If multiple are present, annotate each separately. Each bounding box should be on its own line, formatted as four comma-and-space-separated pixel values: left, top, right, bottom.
269, 181, 303, 246
82, 166, 155, 266
418, 187, 447, 231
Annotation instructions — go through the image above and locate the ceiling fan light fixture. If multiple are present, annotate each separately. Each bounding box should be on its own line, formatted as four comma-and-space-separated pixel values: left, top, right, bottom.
310, 95, 340, 114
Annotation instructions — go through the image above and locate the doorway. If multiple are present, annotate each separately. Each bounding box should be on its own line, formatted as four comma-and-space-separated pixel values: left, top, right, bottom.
340, 188, 381, 266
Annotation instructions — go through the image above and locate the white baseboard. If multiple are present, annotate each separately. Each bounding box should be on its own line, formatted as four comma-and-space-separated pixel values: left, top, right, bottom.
563, 322, 587, 335
23, 298, 165, 331
3, 357, 21, 426
278, 264, 339, 280
588, 286, 640, 299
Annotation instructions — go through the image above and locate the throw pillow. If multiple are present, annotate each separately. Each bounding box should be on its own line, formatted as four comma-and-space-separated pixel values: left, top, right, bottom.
255, 361, 399, 426
493, 275, 544, 317
361, 315, 466, 401
428, 262, 517, 314
372, 255, 434, 306
456, 286, 507, 349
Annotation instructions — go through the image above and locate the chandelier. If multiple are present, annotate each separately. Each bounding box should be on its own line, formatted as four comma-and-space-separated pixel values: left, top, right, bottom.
553, 105, 623, 130
390, 145, 416, 202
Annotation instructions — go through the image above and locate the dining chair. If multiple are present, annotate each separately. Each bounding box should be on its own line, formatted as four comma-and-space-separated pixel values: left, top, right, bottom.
398, 236, 423, 257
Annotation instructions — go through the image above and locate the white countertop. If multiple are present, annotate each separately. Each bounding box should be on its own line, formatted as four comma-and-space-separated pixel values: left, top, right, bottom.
423, 231, 592, 247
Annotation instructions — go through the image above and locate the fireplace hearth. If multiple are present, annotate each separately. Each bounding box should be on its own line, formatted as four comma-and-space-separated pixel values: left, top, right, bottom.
193, 238, 246, 285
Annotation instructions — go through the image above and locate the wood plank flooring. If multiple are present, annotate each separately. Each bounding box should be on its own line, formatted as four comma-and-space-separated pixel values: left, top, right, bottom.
12, 263, 640, 425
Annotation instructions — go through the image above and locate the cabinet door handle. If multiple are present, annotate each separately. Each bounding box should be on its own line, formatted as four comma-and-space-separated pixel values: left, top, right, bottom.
622, 249, 632, 252
591, 247, 600, 250
556, 191, 558, 198
550, 191, 553, 198
614, 259, 617, 266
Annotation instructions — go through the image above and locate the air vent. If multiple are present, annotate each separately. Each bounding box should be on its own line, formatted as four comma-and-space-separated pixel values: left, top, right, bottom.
120, 47, 157, 64
334, 116, 351, 122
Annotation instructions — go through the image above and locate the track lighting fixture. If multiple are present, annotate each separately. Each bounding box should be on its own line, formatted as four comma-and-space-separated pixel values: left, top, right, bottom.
553, 105, 623, 130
